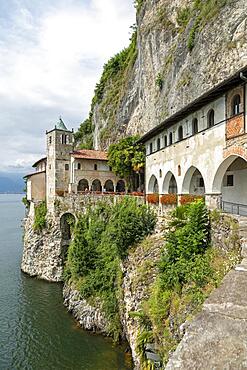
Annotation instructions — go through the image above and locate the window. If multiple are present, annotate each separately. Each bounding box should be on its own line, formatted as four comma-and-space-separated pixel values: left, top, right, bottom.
169, 132, 173, 145
207, 109, 215, 128
164, 135, 167, 147
227, 174, 234, 186
199, 177, 204, 187
178, 126, 183, 141
77, 163, 81, 170
159, 169, 162, 178
192, 118, 198, 135
65, 164, 69, 170
94, 164, 98, 171
157, 138, 161, 151
232, 94, 241, 116
109, 166, 112, 171
49, 136, 52, 144
178, 165, 181, 176
149, 143, 153, 154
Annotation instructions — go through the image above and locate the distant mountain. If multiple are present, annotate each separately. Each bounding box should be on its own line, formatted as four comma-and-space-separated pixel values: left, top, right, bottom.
0, 172, 25, 193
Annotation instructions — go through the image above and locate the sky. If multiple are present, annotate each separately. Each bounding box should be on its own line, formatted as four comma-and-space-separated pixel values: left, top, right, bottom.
0, 0, 135, 173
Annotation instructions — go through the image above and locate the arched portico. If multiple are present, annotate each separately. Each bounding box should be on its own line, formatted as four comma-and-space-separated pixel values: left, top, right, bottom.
212, 155, 247, 215
148, 175, 159, 193
104, 179, 114, 192
162, 171, 177, 194
182, 166, 205, 195
78, 178, 89, 192
91, 179, 102, 192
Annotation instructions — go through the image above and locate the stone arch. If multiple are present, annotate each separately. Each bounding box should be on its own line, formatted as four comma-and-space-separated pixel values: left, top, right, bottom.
182, 166, 205, 195
91, 179, 102, 192
78, 178, 89, 192
212, 155, 247, 213
116, 179, 125, 193
104, 179, 114, 192
60, 213, 76, 241
148, 175, 159, 193
60, 213, 76, 263
212, 154, 246, 193
162, 171, 177, 194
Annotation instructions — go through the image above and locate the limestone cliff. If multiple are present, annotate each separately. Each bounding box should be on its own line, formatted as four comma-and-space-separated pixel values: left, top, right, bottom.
91, 0, 247, 149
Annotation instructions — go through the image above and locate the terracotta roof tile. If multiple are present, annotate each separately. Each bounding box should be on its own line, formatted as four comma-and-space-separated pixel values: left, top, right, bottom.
71, 149, 108, 161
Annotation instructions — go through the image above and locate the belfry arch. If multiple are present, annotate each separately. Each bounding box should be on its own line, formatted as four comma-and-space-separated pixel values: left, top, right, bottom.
182, 166, 205, 195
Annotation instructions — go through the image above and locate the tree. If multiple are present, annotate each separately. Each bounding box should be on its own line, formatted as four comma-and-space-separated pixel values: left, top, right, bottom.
108, 136, 145, 191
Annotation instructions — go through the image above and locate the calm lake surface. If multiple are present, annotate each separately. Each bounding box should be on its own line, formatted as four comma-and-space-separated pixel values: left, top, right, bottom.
0, 194, 131, 370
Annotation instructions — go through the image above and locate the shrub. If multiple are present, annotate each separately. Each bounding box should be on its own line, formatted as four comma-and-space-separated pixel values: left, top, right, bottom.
147, 194, 159, 204
65, 197, 156, 340
33, 201, 47, 231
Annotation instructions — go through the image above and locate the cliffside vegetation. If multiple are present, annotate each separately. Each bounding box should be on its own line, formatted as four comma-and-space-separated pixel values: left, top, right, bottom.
134, 200, 240, 368
64, 197, 156, 341
108, 136, 145, 191
33, 201, 47, 231
75, 27, 137, 149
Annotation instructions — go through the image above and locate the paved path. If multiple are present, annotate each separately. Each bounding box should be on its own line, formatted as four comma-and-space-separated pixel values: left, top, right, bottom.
166, 258, 247, 370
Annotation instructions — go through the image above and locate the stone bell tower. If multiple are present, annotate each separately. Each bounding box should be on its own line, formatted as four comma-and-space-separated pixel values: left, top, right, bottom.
46, 118, 74, 208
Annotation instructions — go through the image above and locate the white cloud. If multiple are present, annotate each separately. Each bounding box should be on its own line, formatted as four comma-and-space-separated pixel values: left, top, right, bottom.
0, 0, 135, 172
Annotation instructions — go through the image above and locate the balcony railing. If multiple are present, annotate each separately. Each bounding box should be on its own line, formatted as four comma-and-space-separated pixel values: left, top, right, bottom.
222, 201, 247, 217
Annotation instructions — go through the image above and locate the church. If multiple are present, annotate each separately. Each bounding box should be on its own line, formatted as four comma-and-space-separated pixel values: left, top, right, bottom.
25, 118, 125, 210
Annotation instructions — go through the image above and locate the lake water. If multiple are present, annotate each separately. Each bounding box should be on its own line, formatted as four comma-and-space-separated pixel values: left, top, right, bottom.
0, 194, 131, 370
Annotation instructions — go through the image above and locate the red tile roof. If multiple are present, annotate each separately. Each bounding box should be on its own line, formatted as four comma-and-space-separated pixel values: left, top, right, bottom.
71, 149, 108, 161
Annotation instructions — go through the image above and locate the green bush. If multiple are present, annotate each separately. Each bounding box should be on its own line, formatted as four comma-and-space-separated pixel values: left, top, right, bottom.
65, 197, 156, 340
33, 201, 47, 231
135, 200, 240, 365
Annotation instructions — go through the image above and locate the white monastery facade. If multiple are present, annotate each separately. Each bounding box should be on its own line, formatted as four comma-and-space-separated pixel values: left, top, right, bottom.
139, 67, 247, 216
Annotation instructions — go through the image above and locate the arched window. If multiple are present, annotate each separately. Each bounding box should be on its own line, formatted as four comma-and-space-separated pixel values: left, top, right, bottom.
169, 132, 173, 145
157, 138, 161, 151
178, 165, 181, 177
192, 118, 198, 135
159, 169, 162, 178
232, 94, 241, 116
207, 109, 215, 128
149, 143, 153, 154
178, 126, 183, 141
94, 164, 97, 171
77, 163, 81, 170
164, 135, 168, 147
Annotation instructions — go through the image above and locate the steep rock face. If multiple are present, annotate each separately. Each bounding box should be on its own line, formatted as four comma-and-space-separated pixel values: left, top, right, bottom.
22, 214, 64, 282
63, 285, 108, 334
94, 0, 247, 149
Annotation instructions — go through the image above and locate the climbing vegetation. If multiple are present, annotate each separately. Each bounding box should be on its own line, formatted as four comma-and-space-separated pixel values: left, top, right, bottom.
33, 201, 47, 231
108, 136, 145, 191
176, 0, 230, 51
64, 197, 156, 341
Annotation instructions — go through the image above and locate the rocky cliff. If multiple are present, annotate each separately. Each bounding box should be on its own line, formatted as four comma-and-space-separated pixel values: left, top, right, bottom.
90, 0, 247, 149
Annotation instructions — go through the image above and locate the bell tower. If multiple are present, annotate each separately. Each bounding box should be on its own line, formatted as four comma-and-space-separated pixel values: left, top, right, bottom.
46, 118, 74, 207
